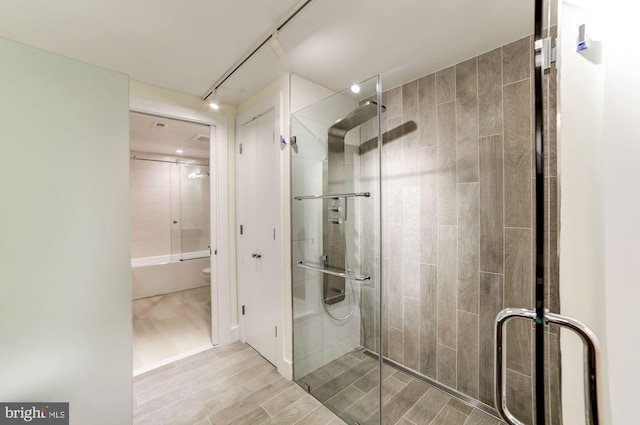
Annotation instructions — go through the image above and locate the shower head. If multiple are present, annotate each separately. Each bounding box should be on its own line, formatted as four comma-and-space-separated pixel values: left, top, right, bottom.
328, 101, 385, 139
322, 100, 384, 306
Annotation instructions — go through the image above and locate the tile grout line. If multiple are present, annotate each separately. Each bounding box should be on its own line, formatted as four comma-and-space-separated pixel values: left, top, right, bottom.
476, 50, 484, 405
503, 76, 531, 87
428, 402, 451, 425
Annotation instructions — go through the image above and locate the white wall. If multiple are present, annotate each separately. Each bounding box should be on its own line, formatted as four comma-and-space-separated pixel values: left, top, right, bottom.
601, 1, 640, 423
290, 74, 336, 114
0, 37, 131, 424
558, 1, 607, 423
559, 1, 640, 423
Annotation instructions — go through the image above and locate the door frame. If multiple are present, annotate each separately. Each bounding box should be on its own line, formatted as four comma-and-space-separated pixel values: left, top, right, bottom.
130, 96, 232, 346
235, 94, 285, 375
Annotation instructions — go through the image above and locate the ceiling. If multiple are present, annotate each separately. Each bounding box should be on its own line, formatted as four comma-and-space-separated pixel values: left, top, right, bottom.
130, 112, 210, 159
0, 0, 534, 106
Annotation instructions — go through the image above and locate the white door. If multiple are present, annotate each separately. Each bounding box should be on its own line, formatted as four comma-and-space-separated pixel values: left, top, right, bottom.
237, 109, 280, 366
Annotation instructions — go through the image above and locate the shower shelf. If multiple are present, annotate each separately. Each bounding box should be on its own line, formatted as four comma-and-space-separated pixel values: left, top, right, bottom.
295, 260, 371, 281
294, 192, 370, 201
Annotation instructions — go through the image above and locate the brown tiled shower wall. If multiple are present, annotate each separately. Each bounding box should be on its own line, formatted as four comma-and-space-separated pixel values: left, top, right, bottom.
360, 34, 560, 424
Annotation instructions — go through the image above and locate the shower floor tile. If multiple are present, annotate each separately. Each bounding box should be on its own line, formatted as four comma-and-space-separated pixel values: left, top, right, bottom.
297, 350, 506, 425
133, 286, 212, 372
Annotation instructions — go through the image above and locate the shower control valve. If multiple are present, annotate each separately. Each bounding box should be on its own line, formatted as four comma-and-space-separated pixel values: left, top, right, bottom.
328, 205, 343, 212
328, 218, 344, 225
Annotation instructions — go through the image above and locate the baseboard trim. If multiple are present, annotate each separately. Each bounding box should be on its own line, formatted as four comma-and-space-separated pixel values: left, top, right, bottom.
230, 325, 241, 342
278, 357, 293, 380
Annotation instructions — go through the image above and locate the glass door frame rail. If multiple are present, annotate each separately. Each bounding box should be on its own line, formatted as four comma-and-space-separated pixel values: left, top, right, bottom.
494, 1, 602, 425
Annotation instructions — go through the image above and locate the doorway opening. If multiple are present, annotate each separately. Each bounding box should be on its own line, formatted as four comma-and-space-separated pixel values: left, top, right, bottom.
129, 111, 215, 375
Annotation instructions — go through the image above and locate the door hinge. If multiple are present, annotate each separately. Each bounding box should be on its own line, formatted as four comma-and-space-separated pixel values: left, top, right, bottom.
273, 228, 276, 240
239, 143, 243, 154
535, 37, 557, 71
242, 305, 245, 315
275, 326, 278, 337
240, 224, 244, 235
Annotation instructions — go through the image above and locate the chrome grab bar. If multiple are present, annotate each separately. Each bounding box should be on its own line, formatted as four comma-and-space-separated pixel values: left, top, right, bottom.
495, 308, 601, 425
546, 312, 601, 425
295, 260, 370, 281
495, 308, 537, 425
294, 192, 370, 200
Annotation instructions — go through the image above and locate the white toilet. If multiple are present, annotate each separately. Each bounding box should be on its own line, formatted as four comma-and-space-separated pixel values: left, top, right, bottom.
202, 267, 211, 283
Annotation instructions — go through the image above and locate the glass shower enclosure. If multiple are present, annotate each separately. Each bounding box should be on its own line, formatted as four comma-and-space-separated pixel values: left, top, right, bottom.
287, 0, 597, 421
171, 161, 211, 261
292, 76, 383, 425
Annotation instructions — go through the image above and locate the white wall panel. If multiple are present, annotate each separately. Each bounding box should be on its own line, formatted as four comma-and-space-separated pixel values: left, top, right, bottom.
0, 37, 131, 424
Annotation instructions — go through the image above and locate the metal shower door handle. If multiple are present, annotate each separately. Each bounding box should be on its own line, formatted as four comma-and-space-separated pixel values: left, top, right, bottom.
495, 308, 601, 425
495, 308, 536, 425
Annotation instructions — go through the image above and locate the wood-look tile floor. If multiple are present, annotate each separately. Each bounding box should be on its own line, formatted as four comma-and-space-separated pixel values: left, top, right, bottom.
133, 286, 212, 372
132, 342, 348, 425
298, 350, 506, 425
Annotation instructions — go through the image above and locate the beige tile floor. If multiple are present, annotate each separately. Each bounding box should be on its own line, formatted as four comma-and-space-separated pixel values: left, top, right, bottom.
133, 342, 347, 425
132, 343, 503, 425
132, 288, 504, 424
133, 286, 212, 373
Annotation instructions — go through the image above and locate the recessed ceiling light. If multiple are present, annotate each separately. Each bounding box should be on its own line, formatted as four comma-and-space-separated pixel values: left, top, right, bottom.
176, 149, 184, 154
350, 84, 361, 94
209, 101, 220, 110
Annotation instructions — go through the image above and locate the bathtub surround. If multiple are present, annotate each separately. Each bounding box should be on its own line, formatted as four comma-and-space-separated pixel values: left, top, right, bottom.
130, 151, 210, 260
130, 150, 212, 297
359, 35, 560, 423
132, 257, 209, 299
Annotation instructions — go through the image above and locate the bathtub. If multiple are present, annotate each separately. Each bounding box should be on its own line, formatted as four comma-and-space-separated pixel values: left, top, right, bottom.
131, 251, 210, 299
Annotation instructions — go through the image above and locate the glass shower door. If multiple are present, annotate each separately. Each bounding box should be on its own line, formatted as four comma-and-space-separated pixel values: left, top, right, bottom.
291, 76, 382, 425
179, 163, 210, 260
170, 161, 211, 261
498, 1, 600, 425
